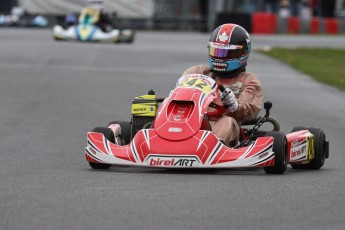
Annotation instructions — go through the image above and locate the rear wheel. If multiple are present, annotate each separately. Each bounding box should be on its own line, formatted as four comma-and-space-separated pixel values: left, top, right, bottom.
264, 131, 288, 174
88, 127, 114, 169
107, 121, 131, 144
291, 127, 326, 170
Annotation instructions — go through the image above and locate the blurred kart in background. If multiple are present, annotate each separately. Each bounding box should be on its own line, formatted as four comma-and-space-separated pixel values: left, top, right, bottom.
85, 74, 329, 174
53, 24, 134, 43
53, 10, 135, 43
0, 7, 48, 28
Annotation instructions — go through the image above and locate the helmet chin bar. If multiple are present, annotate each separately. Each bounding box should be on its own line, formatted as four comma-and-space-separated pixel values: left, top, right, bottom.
209, 58, 247, 78
209, 58, 241, 72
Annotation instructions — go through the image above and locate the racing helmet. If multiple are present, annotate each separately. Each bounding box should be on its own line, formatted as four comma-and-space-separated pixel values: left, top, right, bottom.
208, 23, 251, 76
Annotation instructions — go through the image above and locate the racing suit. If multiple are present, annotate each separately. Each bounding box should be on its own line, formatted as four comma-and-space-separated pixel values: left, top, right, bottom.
182, 65, 264, 146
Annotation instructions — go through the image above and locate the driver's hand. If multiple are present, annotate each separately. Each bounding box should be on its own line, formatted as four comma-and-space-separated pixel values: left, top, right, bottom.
220, 88, 239, 112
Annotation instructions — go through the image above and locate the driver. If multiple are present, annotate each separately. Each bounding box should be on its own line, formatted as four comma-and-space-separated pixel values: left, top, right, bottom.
78, 0, 113, 32
182, 23, 264, 147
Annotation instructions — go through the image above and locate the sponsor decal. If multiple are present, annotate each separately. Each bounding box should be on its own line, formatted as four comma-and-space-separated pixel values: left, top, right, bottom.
291, 139, 298, 148
291, 137, 307, 148
168, 127, 182, 132
212, 61, 227, 72
173, 115, 182, 121
291, 146, 306, 158
145, 155, 200, 167
88, 147, 97, 155
218, 32, 229, 42
176, 107, 188, 115
210, 42, 242, 49
133, 107, 147, 112
258, 151, 269, 159
177, 108, 186, 114
229, 82, 243, 95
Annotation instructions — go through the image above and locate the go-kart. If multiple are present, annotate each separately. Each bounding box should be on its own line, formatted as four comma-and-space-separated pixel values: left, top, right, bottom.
85, 74, 329, 174
53, 8, 134, 43
53, 24, 135, 43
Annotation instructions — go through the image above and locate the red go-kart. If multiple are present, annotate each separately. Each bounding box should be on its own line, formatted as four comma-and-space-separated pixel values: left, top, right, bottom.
85, 74, 329, 174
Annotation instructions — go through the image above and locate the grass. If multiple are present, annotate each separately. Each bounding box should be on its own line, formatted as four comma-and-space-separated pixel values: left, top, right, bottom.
258, 48, 345, 91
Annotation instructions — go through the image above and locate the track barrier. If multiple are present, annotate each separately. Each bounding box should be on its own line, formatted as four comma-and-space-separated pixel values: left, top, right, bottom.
310, 18, 320, 34
288, 16, 299, 34
252, 13, 277, 34
216, 12, 343, 34
325, 19, 338, 34
250, 12, 344, 35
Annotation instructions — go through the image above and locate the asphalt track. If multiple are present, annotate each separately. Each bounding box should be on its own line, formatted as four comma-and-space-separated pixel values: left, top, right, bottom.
0, 29, 345, 230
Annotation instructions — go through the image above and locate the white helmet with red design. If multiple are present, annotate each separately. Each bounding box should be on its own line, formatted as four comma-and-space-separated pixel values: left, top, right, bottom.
208, 23, 251, 76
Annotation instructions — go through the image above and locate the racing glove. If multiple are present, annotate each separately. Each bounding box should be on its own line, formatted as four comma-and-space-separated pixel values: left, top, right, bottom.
220, 88, 239, 113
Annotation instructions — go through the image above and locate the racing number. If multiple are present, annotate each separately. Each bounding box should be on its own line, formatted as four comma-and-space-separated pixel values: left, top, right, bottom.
195, 81, 208, 89
184, 79, 208, 90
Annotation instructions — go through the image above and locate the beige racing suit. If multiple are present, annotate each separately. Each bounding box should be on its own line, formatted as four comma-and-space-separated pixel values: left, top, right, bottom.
182, 65, 264, 146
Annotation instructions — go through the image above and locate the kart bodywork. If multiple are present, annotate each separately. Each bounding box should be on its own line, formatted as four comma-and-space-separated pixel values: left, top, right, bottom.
85, 74, 329, 174
53, 24, 134, 43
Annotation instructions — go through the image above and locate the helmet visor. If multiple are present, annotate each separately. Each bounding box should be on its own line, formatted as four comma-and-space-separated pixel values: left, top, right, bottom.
208, 42, 246, 60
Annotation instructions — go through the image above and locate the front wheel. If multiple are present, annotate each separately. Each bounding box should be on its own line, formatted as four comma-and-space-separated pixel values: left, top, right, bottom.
264, 131, 288, 174
107, 121, 131, 144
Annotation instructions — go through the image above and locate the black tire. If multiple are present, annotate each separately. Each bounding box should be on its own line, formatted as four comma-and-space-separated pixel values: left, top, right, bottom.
107, 121, 131, 144
291, 127, 326, 170
264, 131, 288, 174
92, 127, 115, 143
88, 127, 113, 169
